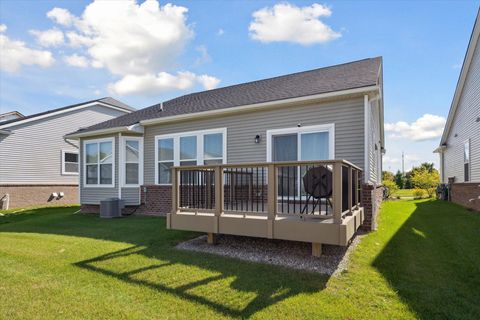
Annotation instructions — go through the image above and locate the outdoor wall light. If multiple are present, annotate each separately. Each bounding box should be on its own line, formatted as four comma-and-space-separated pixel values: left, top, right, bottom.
255, 135, 261, 143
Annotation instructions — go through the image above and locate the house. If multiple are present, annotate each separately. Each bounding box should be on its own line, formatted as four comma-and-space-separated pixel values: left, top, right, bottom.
0, 97, 134, 209
435, 11, 480, 211
66, 57, 384, 255
0, 111, 24, 123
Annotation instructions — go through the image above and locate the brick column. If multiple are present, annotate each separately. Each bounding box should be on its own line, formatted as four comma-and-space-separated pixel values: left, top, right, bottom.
361, 183, 384, 231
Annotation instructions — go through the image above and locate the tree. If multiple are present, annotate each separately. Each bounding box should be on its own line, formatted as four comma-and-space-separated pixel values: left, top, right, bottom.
394, 170, 404, 189
382, 171, 395, 182
411, 169, 440, 197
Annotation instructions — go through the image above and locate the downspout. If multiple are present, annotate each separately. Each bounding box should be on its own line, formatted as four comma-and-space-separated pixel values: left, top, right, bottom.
118, 132, 122, 200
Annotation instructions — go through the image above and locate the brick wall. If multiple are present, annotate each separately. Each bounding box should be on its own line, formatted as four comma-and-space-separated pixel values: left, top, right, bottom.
140, 185, 171, 215
361, 183, 384, 231
450, 183, 480, 212
0, 184, 78, 209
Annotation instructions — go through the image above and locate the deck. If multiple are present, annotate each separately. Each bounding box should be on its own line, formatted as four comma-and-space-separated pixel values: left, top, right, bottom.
167, 160, 364, 256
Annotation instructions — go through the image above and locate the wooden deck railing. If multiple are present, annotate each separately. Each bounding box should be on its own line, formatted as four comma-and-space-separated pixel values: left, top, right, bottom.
171, 160, 362, 224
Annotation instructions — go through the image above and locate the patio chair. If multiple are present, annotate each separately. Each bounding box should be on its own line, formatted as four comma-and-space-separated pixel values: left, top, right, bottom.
301, 166, 333, 215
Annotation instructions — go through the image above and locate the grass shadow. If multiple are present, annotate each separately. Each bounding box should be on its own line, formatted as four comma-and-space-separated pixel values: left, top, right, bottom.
372, 200, 480, 319
0, 206, 328, 318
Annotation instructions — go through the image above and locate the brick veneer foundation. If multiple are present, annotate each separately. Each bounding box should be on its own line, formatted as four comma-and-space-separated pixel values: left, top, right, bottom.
80, 185, 171, 216
450, 183, 480, 212
0, 184, 78, 209
361, 183, 384, 231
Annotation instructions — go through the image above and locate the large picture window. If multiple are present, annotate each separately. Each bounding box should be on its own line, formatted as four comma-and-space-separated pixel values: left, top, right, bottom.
120, 137, 143, 186
84, 138, 114, 187
155, 128, 226, 185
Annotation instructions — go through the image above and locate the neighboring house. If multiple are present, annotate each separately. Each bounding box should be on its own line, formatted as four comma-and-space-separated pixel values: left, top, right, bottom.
0, 97, 134, 209
66, 57, 385, 244
435, 11, 480, 211
0, 111, 24, 123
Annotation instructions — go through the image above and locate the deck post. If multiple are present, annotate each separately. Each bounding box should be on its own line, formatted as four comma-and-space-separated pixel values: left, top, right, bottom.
354, 170, 359, 209
267, 164, 277, 238
171, 167, 179, 214
207, 233, 217, 245
333, 161, 343, 224
214, 166, 224, 234
348, 166, 353, 214
312, 243, 322, 257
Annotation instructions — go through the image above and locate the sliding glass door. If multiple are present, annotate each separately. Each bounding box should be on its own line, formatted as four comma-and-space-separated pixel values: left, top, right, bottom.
268, 124, 333, 198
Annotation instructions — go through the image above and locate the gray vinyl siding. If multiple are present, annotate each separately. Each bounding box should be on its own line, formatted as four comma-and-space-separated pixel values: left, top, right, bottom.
0, 104, 127, 185
79, 134, 119, 204
444, 36, 480, 183
143, 98, 365, 185
121, 188, 141, 205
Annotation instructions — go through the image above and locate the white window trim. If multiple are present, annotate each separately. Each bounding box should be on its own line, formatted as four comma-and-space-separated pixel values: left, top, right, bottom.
120, 136, 144, 187
61, 149, 79, 176
83, 137, 115, 188
266, 123, 335, 162
464, 139, 471, 182
154, 128, 227, 185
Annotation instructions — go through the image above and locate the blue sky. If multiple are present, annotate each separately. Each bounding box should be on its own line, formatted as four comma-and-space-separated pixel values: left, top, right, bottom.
0, 0, 478, 172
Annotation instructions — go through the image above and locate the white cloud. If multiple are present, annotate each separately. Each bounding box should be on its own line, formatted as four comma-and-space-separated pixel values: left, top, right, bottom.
64, 54, 89, 68
93, 89, 101, 96
0, 25, 55, 73
30, 28, 64, 47
47, 7, 77, 26
249, 3, 341, 45
46, 0, 219, 95
53, 0, 193, 76
196, 74, 220, 90
385, 114, 446, 141
194, 45, 211, 66
66, 32, 95, 48
217, 28, 224, 36
109, 71, 220, 95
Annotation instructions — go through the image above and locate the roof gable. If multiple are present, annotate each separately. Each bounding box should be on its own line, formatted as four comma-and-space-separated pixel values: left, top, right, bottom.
0, 97, 134, 129
440, 9, 480, 145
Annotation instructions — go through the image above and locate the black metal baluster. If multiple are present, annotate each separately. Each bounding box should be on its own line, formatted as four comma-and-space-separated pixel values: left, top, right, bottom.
235, 168, 238, 211
256, 167, 259, 212
287, 166, 290, 213
261, 167, 264, 212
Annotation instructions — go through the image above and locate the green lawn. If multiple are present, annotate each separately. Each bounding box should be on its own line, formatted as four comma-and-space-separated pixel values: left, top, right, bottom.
392, 189, 415, 198
1, 200, 479, 319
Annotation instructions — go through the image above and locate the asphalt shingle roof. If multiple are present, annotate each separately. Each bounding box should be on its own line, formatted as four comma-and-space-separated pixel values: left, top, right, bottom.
0, 97, 134, 127
71, 57, 382, 135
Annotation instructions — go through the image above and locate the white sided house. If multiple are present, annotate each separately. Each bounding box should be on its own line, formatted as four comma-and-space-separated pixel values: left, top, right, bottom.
67, 58, 384, 255
435, 11, 480, 211
0, 97, 134, 209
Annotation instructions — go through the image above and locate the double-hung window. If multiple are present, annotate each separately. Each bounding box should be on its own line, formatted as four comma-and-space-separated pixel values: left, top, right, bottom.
62, 150, 79, 175
155, 128, 226, 185
121, 137, 143, 186
464, 139, 470, 182
84, 138, 114, 187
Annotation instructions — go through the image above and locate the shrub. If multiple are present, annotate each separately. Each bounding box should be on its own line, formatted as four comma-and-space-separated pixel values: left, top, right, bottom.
413, 189, 425, 199
427, 188, 437, 198
382, 180, 398, 199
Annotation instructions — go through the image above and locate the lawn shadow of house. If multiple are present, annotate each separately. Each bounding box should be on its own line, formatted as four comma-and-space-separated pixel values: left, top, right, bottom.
372, 200, 480, 319
0, 207, 332, 318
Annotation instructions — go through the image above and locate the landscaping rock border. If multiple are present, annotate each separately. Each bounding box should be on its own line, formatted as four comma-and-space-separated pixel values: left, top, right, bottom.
176, 232, 365, 275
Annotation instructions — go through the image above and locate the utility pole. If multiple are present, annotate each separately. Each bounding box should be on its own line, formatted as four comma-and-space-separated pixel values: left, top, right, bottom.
402, 151, 405, 175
